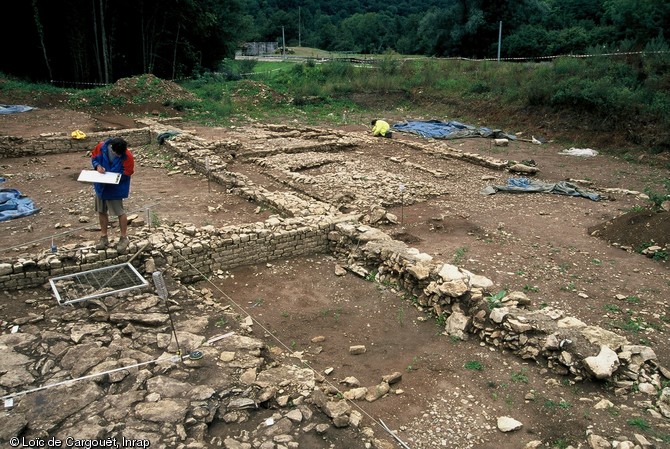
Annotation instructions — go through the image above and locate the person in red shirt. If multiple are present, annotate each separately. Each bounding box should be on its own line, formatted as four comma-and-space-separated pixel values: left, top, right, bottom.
90, 137, 135, 253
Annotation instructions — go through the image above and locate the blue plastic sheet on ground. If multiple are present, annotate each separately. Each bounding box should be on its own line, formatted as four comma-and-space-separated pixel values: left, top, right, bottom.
481, 177, 601, 201
392, 119, 516, 140
0, 104, 35, 114
0, 189, 41, 221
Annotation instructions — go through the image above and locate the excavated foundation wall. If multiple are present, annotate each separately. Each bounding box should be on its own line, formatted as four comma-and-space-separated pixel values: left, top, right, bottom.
0, 129, 152, 157
327, 222, 670, 414
0, 215, 357, 290
2, 123, 670, 418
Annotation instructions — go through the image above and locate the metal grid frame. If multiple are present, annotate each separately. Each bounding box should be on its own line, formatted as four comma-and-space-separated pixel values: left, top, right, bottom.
49, 262, 149, 305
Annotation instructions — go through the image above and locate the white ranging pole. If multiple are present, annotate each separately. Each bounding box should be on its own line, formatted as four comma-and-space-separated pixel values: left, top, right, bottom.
206, 156, 211, 193
379, 419, 411, 449
399, 183, 406, 225
2, 356, 180, 407
153, 271, 182, 360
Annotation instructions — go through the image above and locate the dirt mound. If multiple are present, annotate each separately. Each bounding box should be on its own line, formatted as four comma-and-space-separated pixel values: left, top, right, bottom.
107, 73, 198, 104
232, 80, 290, 106
589, 209, 670, 251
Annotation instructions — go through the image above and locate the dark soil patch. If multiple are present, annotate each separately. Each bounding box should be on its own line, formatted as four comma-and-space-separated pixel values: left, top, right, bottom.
589, 209, 670, 249
390, 231, 423, 244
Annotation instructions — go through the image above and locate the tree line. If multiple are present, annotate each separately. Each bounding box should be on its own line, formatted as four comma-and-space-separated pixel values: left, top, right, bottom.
2, 0, 668, 84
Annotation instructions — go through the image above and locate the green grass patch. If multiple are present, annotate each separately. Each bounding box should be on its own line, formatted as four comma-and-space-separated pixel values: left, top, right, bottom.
610, 317, 646, 332
627, 417, 651, 431
552, 439, 570, 449
510, 369, 529, 383
604, 304, 621, 313
464, 360, 483, 371
544, 399, 572, 409
626, 296, 641, 304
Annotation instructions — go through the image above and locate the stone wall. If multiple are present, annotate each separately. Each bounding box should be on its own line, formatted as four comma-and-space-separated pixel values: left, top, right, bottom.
0, 124, 353, 289
144, 215, 358, 283
327, 222, 670, 413
0, 129, 152, 158
0, 214, 362, 290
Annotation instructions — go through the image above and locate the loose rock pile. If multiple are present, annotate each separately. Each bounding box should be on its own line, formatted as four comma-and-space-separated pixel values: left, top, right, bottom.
0, 284, 396, 448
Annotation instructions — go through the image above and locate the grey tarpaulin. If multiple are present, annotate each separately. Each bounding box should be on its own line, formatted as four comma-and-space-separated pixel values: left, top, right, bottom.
481, 177, 601, 201
157, 130, 181, 144
0, 105, 34, 114
392, 119, 516, 140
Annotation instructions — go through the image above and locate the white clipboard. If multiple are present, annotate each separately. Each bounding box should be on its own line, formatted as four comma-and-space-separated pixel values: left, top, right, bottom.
77, 170, 121, 184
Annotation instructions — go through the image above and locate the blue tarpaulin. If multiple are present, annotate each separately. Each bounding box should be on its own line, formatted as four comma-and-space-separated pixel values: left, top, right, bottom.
0, 188, 41, 221
0, 105, 35, 114
392, 119, 516, 140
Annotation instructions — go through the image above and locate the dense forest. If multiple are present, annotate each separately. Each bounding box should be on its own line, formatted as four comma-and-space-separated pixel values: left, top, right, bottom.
1, 0, 668, 84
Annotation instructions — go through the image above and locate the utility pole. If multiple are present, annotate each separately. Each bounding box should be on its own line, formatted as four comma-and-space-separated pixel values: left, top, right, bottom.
497, 21, 502, 62
282, 26, 286, 58
299, 7, 301, 47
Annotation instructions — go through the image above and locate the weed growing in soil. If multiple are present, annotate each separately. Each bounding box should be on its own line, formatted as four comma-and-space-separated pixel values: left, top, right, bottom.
406, 356, 418, 372
625, 204, 645, 212
396, 308, 405, 326
150, 211, 160, 227
604, 304, 621, 313
485, 290, 506, 310
511, 369, 529, 383
627, 417, 651, 431
452, 246, 468, 265
626, 296, 641, 304
636, 242, 653, 253
611, 317, 645, 332
553, 439, 570, 449
523, 284, 539, 293
544, 399, 571, 410
644, 186, 670, 210
464, 360, 483, 371
560, 282, 576, 292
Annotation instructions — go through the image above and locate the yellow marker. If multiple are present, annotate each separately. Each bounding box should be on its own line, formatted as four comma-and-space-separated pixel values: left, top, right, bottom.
71, 130, 87, 139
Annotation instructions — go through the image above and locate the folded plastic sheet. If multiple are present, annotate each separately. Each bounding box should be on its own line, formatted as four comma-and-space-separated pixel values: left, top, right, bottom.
392, 119, 516, 140
481, 177, 601, 201
0, 104, 34, 114
559, 148, 598, 157
0, 188, 41, 221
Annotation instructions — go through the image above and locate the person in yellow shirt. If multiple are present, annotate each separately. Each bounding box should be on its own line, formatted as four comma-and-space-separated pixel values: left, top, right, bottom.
371, 119, 392, 138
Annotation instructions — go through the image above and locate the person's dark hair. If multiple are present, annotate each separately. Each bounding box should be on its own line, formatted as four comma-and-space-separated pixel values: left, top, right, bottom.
109, 137, 128, 155
370, 119, 378, 126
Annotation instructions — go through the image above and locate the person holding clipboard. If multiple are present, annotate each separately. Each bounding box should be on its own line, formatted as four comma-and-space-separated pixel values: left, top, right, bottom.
91, 137, 134, 253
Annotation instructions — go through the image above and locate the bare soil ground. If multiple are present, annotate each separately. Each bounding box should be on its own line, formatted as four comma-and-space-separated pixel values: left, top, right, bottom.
1, 79, 670, 448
